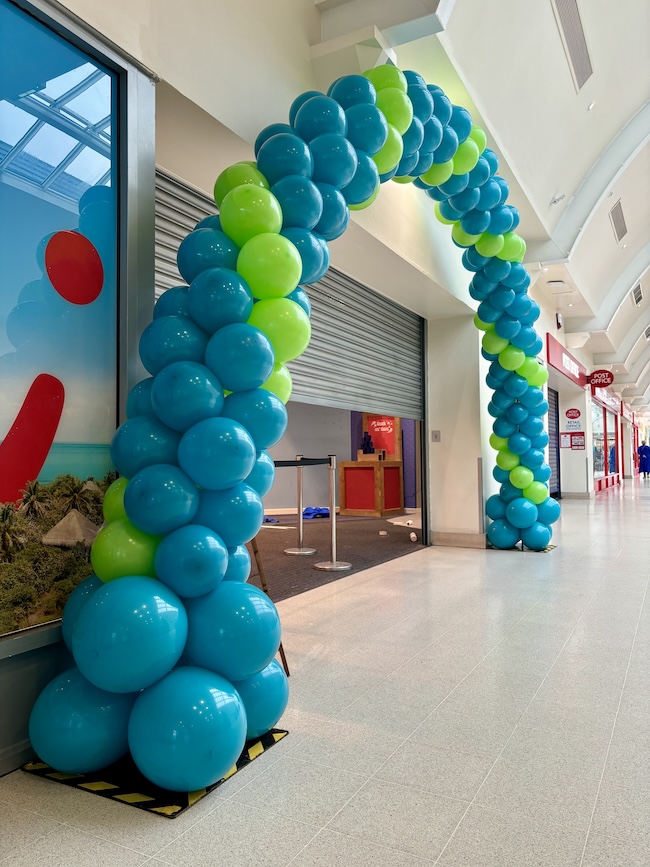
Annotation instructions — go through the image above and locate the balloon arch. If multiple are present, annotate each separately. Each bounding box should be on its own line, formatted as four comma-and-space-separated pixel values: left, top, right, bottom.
29, 65, 561, 793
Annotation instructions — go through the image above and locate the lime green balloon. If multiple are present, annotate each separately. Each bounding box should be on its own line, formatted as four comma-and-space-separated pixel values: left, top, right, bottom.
475, 232, 505, 257
248, 298, 311, 363
371, 124, 403, 174
510, 465, 534, 489
237, 233, 301, 300
363, 65, 407, 93
523, 481, 549, 505
496, 232, 523, 262
499, 345, 526, 371
474, 314, 494, 332
483, 331, 509, 355
214, 162, 269, 208
496, 449, 520, 471
392, 175, 415, 184
516, 357, 539, 381
102, 476, 128, 524
434, 202, 456, 225
452, 223, 482, 247
452, 139, 480, 175
220, 185, 282, 248
490, 433, 508, 451
90, 517, 162, 583
261, 361, 292, 404
349, 182, 380, 210
469, 125, 487, 153
529, 366, 549, 387
376, 88, 413, 135
421, 160, 454, 186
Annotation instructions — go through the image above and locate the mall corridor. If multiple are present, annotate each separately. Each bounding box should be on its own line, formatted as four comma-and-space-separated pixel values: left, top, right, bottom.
1, 483, 649, 866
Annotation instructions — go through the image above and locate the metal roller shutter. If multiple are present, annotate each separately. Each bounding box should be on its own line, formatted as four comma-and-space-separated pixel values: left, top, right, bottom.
154, 171, 424, 420
547, 388, 561, 497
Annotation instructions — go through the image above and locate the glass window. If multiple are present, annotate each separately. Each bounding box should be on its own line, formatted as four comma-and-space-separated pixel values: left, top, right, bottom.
0, 0, 118, 636
592, 403, 605, 479
606, 411, 617, 475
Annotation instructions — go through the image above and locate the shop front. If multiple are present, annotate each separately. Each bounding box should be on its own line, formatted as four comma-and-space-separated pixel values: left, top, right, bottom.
591, 384, 621, 492
620, 402, 639, 479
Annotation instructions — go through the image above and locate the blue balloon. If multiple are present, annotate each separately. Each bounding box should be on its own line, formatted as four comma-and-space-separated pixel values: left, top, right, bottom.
490, 286, 516, 310
314, 182, 349, 241
411, 152, 434, 177
477, 300, 501, 323
530, 400, 549, 417
407, 84, 434, 124
244, 449, 276, 498
489, 361, 512, 382
289, 90, 323, 125
439, 173, 470, 197
507, 403, 529, 425
426, 185, 451, 202
72, 576, 187, 693
534, 464, 552, 483
155, 524, 228, 597
205, 323, 274, 392
500, 481, 521, 503
29, 668, 136, 773
467, 157, 491, 188
510, 325, 538, 351
110, 415, 181, 479
520, 415, 544, 438
486, 374, 502, 390
281, 227, 327, 284
124, 464, 199, 535
464, 247, 491, 270
151, 361, 224, 432
508, 433, 532, 455
483, 259, 511, 283
177, 229, 239, 285
139, 315, 208, 376
310, 133, 358, 188
495, 314, 522, 341
488, 205, 515, 235
128, 667, 247, 791
187, 267, 254, 335
483, 148, 499, 175
493, 417, 517, 438
397, 152, 420, 177
494, 176, 510, 204
195, 214, 221, 231
178, 417, 256, 490
439, 200, 464, 222
153, 285, 189, 320
328, 75, 377, 109
271, 176, 323, 230
508, 294, 533, 320
450, 186, 481, 213
223, 389, 288, 450
462, 210, 491, 236
528, 336, 544, 357
224, 544, 251, 582
509, 206, 521, 230
402, 117, 425, 157
195, 483, 264, 547
233, 660, 289, 739
430, 89, 452, 125
477, 179, 502, 211
492, 389, 515, 411
126, 377, 154, 418
482, 349, 500, 362
503, 373, 529, 398
404, 70, 426, 87
487, 518, 520, 549
315, 234, 331, 277
342, 151, 379, 206
61, 575, 103, 651
486, 494, 507, 520
537, 497, 561, 525
185, 582, 281, 680
493, 466, 510, 483
530, 431, 549, 449
506, 498, 538, 529
521, 521, 552, 551
502, 262, 529, 289
520, 300, 541, 325
254, 122, 295, 157
344, 104, 388, 155
287, 286, 312, 316
294, 95, 347, 141
487, 401, 504, 418
256, 133, 314, 186
520, 448, 546, 470
431, 125, 459, 163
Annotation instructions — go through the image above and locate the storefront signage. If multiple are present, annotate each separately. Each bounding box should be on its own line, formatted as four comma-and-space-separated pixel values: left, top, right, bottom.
367, 415, 396, 454
566, 408, 581, 419
590, 369, 615, 387
592, 386, 621, 413
546, 335, 588, 388
622, 403, 634, 423
561, 432, 585, 449
565, 419, 581, 431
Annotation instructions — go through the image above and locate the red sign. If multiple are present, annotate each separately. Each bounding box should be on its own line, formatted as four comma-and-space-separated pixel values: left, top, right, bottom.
566, 408, 581, 419
367, 415, 396, 454
592, 386, 621, 412
546, 335, 588, 388
570, 432, 585, 450
590, 369, 614, 387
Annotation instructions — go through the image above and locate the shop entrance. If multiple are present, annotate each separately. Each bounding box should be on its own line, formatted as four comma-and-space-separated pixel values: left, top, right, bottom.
548, 388, 561, 498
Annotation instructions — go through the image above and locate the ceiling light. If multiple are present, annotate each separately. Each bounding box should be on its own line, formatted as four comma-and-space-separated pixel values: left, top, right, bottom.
567, 303, 574, 307
587, 101, 596, 111
623, 244, 627, 248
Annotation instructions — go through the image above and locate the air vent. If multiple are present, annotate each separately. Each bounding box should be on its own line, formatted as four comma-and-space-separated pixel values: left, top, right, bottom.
632, 284, 643, 306
551, 0, 594, 90
645, 325, 650, 341
610, 199, 628, 243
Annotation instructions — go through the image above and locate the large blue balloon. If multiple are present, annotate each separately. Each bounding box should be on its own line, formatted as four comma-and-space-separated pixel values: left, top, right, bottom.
477, 179, 502, 211
177, 229, 239, 285
402, 117, 425, 157
483, 259, 511, 283
155, 524, 229, 598
407, 84, 434, 124
329, 75, 377, 109
294, 95, 347, 141
521, 521, 552, 551
224, 544, 251, 582
467, 157, 491, 188
153, 285, 189, 320
344, 104, 388, 155
520, 448, 546, 470
128, 667, 247, 791
61, 574, 103, 651
431, 126, 458, 164
449, 105, 473, 143
505, 497, 538, 529
287, 286, 312, 317
194, 483, 264, 547
486, 494, 506, 520
151, 361, 224, 432
256, 133, 314, 186
420, 116, 444, 154
310, 133, 358, 188
534, 464, 552, 483
342, 152, 379, 206
450, 186, 481, 213
488, 205, 515, 235
439, 173, 469, 197
520, 415, 544, 438
124, 464, 199, 535
487, 518, 520, 549
185, 582, 281, 680
187, 267, 254, 335
205, 323, 275, 392
139, 315, 208, 376
29, 668, 136, 773
223, 389, 288, 450
72, 576, 187, 693
462, 210, 491, 236
233, 660, 289, 739
126, 377, 153, 418
271, 176, 323, 230
254, 122, 295, 156
494, 314, 521, 341
314, 182, 349, 241
195, 214, 221, 231
110, 415, 181, 479
178, 417, 257, 490
430, 89, 453, 125
537, 497, 561, 525
244, 449, 276, 498
289, 90, 323, 125
504, 374, 529, 399
280, 227, 327, 284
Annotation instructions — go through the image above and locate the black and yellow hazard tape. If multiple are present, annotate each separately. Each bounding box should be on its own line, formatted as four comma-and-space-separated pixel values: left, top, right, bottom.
22, 728, 288, 819
487, 542, 557, 553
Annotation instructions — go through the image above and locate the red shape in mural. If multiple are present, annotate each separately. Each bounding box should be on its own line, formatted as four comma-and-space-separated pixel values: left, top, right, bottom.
45, 230, 104, 305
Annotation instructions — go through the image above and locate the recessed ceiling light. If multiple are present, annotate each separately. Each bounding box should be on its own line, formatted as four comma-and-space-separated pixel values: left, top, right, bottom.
587, 102, 596, 111
623, 244, 628, 249
567, 303, 574, 307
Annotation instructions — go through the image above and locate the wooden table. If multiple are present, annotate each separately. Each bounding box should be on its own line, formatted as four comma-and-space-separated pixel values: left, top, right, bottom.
339, 459, 404, 517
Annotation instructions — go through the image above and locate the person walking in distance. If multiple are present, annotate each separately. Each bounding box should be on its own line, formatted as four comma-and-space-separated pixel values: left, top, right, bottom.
638, 441, 650, 478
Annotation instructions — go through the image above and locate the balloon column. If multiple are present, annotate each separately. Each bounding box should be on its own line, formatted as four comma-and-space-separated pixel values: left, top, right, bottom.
30, 63, 560, 793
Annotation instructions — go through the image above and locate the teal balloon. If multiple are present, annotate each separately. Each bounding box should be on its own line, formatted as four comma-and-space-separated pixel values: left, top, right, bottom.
280, 228, 327, 284
287, 286, 311, 317
187, 267, 254, 335
139, 315, 208, 376
244, 450, 275, 498
344, 104, 388, 155
289, 90, 323, 125
254, 122, 295, 156
407, 84, 434, 124
154, 524, 228, 598
294, 95, 347, 141
194, 483, 264, 547
224, 545, 251, 582
195, 214, 221, 231
328, 75, 377, 109
486, 494, 506, 520
314, 183, 349, 241
110, 415, 181, 479
126, 377, 153, 418
521, 521, 552, 551
153, 286, 189, 319
205, 323, 275, 392
271, 176, 323, 230
176, 228, 239, 285
487, 518, 520, 549
178, 417, 257, 490
536, 497, 561, 525
256, 133, 314, 186
505, 497, 538, 529
310, 133, 358, 188
61, 575, 103, 651
233, 660, 289, 739
151, 361, 224, 432
342, 151, 380, 206
223, 389, 288, 450
124, 464, 199, 536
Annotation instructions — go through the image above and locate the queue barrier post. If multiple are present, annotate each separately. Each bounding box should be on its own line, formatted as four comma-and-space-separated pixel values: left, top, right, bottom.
314, 455, 351, 572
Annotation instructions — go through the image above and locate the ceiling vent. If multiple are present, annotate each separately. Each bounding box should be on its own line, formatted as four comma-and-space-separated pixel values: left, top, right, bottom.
632, 284, 643, 306
551, 0, 594, 90
609, 199, 628, 243
645, 324, 650, 341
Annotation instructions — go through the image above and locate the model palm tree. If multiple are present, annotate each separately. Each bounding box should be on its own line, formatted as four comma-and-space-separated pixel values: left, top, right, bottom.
19, 480, 49, 519
0, 503, 24, 563
59, 478, 95, 517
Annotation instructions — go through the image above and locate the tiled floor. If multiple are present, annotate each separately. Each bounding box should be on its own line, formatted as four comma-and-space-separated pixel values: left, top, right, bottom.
2, 481, 649, 865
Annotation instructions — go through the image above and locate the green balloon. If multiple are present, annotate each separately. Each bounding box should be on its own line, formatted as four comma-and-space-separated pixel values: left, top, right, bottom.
363, 65, 407, 93
510, 465, 534, 489
237, 233, 301, 300
392, 175, 415, 184
371, 124, 403, 174
262, 362, 292, 404
499, 345, 526, 371
516, 357, 538, 380
483, 331, 509, 355
529, 366, 549, 387
421, 160, 454, 186
102, 476, 128, 524
523, 481, 549, 505
474, 313, 494, 332
490, 433, 508, 451
220, 185, 282, 248
496, 449, 520, 471
452, 223, 481, 247
90, 517, 162, 583
248, 298, 311, 363
349, 182, 379, 210
452, 139, 480, 175
376, 88, 413, 135
469, 125, 487, 153
214, 162, 269, 208
435, 202, 456, 225
496, 232, 523, 262
475, 232, 505, 257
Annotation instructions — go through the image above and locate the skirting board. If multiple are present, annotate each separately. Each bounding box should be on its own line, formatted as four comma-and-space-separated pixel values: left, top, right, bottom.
432, 532, 486, 549
561, 492, 594, 499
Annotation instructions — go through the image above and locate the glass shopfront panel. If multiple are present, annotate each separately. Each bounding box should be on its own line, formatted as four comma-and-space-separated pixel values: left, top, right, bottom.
592, 404, 605, 479
606, 411, 617, 475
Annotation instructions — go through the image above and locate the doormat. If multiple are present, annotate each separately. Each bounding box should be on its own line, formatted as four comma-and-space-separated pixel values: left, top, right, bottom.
22, 728, 288, 819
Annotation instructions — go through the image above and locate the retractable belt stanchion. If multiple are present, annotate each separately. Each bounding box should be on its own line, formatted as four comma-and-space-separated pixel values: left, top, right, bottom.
314, 455, 351, 572
284, 454, 316, 556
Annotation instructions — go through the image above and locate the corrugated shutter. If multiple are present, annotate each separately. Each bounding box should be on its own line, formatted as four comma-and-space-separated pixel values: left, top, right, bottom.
548, 388, 561, 496
154, 170, 424, 420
